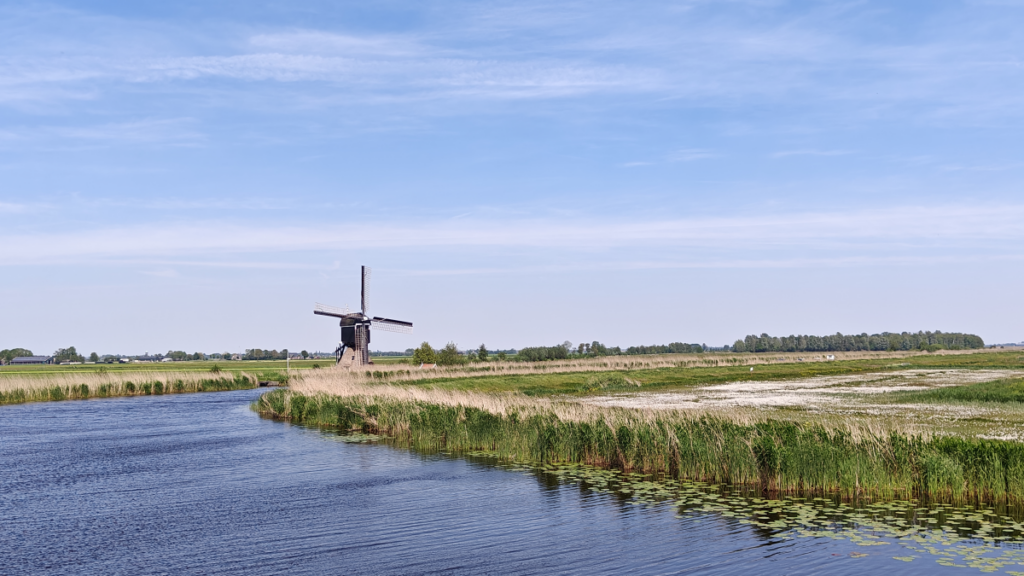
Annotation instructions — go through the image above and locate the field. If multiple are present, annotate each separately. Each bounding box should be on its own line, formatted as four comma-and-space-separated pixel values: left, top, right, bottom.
252, 348, 1024, 502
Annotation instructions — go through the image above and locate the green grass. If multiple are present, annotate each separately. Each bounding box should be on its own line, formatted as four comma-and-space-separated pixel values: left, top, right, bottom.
387, 351, 1024, 396
254, 387, 1024, 502
887, 377, 1024, 404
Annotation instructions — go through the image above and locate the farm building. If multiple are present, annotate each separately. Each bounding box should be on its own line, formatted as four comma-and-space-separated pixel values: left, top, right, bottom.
11, 356, 55, 365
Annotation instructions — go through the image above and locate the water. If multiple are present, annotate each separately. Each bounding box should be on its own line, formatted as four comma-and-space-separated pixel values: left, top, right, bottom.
0, 389, 1017, 575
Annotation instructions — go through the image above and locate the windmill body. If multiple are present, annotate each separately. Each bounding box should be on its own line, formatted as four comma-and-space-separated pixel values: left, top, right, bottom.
314, 266, 413, 367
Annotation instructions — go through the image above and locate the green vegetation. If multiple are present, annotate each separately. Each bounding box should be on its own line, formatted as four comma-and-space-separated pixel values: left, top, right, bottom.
412, 342, 436, 365
0, 348, 33, 364
373, 351, 1024, 396
731, 330, 984, 353
0, 359, 323, 375
255, 387, 1024, 502
888, 377, 1024, 404
0, 373, 257, 406
53, 346, 86, 363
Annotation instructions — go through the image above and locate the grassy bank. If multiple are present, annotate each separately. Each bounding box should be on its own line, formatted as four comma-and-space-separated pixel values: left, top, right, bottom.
254, 382, 1024, 503
0, 371, 260, 405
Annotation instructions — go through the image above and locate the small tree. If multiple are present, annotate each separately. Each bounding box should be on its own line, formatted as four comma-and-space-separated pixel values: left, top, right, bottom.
412, 342, 437, 365
89, 352, 99, 362
497, 351, 507, 361
436, 342, 465, 367
301, 350, 309, 359
478, 344, 488, 362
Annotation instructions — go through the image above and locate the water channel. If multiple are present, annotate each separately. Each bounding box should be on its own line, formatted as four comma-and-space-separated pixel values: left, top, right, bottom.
2, 388, 1021, 575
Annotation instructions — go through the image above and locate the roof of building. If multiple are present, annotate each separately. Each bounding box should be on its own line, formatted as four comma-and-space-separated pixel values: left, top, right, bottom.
11, 356, 54, 364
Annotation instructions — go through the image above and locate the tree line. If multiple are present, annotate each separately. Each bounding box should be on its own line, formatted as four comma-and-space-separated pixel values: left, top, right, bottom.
730, 331, 984, 353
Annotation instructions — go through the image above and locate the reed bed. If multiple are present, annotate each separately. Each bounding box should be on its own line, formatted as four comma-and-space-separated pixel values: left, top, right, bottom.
308, 348, 990, 387
0, 370, 258, 405
257, 374, 1024, 503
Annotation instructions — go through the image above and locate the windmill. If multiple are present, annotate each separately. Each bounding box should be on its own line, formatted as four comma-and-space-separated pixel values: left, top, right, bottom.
314, 266, 413, 367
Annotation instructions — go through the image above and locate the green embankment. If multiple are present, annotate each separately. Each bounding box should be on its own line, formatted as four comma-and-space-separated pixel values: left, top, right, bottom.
255, 388, 1024, 502
0, 373, 259, 405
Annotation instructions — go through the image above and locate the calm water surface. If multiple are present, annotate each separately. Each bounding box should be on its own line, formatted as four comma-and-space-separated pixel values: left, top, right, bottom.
0, 389, 1010, 574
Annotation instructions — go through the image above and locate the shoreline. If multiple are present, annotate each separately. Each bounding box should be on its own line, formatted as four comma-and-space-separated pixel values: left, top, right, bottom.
253, 386, 1024, 503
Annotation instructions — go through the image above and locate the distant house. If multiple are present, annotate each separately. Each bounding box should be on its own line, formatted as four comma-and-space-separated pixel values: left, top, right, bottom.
419, 363, 436, 369
231, 354, 243, 361
11, 356, 55, 365
826, 354, 836, 361
135, 355, 160, 363
288, 353, 302, 360
161, 357, 174, 362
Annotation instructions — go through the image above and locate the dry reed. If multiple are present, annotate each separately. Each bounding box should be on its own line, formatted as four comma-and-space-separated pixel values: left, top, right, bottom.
0, 371, 257, 404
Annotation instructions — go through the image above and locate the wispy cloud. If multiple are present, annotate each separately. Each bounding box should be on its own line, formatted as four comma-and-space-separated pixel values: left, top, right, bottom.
3, 204, 1022, 265
0, 201, 30, 213
668, 148, 718, 162
771, 149, 854, 158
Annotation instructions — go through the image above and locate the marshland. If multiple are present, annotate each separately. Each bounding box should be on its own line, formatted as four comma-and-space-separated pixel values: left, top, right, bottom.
9, 347, 1024, 574
252, 348, 1024, 503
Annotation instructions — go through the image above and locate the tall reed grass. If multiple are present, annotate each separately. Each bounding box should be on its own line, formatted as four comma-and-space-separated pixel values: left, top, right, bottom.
0, 371, 257, 405
256, 376, 1024, 503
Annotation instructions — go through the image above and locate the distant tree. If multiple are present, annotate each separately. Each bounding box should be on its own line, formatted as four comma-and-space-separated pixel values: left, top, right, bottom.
436, 342, 465, 367
577, 343, 585, 355
53, 346, 84, 363
466, 351, 478, 362
89, 352, 99, 362
478, 344, 488, 361
0, 348, 33, 364
412, 342, 436, 365
301, 350, 309, 359
497, 351, 507, 361
192, 352, 204, 360
222, 352, 233, 360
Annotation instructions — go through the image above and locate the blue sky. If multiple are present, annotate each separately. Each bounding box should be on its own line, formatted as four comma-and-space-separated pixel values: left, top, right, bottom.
3, 0, 1023, 356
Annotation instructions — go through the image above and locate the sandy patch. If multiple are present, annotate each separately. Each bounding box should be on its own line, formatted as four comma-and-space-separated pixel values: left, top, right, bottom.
582, 369, 1024, 413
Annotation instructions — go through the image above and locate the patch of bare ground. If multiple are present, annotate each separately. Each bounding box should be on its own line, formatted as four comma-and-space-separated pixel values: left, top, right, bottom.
581, 369, 1024, 439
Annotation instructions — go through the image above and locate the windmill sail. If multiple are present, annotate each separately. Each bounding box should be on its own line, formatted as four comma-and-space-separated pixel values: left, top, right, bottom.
313, 303, 352, 318
371, 317, 414, 334
361, 266, 371, 315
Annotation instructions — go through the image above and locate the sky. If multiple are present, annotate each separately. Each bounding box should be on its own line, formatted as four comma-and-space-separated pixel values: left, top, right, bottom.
3, 0, 1024, 356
